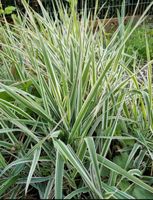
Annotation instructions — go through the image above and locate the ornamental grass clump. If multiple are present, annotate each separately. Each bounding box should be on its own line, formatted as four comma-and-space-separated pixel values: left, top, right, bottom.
0, 0, 153, 199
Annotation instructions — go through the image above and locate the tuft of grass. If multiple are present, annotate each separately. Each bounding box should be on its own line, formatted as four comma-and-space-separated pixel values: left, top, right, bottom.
0, 0, 153, 199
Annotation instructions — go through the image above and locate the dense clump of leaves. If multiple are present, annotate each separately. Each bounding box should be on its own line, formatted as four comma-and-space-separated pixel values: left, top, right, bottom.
0, 0, 153, 199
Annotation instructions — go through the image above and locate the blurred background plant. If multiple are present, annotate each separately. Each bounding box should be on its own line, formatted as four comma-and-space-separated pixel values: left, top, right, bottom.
126, 25, 153, 61
0, 1, 16, 15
